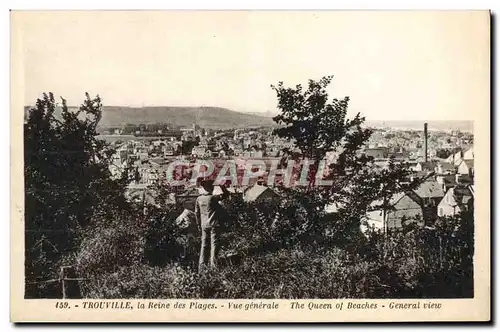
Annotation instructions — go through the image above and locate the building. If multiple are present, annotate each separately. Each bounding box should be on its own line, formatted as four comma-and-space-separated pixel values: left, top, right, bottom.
163, 145, 175, 156
457, 159, 474, 177
414, 179, 445, 207
414, 179, 446, 222
364, 191, 425, 232
250, 150, 264, 158
136, 152, 148, 160
437, 186, 474, 217
191, 146, 207, 157
435, 174, 458, 192
113, 147, 128, 164
445, 150, 464, 166
435, 162, 456, 175
124, 184, 158, 208
463, 147, 474, 160
415, 161, 436, 173
243, 184, 279, 203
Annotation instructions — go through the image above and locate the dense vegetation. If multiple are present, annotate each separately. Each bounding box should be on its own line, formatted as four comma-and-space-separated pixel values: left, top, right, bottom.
75, 198, 473, 299
24, 77, 474, 299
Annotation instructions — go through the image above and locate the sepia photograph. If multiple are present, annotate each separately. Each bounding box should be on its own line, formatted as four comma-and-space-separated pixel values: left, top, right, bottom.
10, 10, 490, 322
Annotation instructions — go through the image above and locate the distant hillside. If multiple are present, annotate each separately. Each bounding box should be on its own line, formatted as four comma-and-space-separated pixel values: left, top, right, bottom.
246, 111, 277, 118
24, 106, 276, 130
24, 105, 472, 132
98, 106, 277, 129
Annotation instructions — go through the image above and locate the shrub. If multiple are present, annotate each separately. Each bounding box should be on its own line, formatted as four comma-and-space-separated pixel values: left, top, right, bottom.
143, 205, 199, 267
75, 193, 473, 299
75, 214, 145, 277
359, 211, 474, 298
80, 265, 178, 298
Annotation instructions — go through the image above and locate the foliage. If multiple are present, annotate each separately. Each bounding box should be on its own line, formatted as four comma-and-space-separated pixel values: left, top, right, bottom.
143, 204, 200, 267
80, 265, 178, 299
24, 93, 130, 296
75, 212, 145, 276
272, 75, 353, 161
75, 185, 473, 299
80, 211, 474, 299
271, 76, 422, 240
217, 193, 327, 257
360, 210, 474, 298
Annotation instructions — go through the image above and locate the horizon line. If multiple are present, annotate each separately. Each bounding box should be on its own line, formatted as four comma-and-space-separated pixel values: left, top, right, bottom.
23, 104, 474, 121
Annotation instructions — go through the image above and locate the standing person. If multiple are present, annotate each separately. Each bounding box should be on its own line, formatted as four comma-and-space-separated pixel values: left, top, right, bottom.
195, 180, 230, 270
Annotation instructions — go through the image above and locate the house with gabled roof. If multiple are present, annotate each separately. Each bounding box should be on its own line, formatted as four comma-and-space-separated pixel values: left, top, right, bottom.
363, 177, 448, 233
436, 174, 458, 192
437, 186, 474, 217
414, 179, 445, 207
364, 191, 424, 233
435, 162, 456, 175
413, 179, 445, 222
243, 184, 279, 203
463, 147, 474, 160
457, 159, 474, 178
445, 150, 464, 166
415, 161, 436, 173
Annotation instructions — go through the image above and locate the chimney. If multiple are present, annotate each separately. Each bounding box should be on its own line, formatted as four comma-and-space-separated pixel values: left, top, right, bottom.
424, 123, 428, 163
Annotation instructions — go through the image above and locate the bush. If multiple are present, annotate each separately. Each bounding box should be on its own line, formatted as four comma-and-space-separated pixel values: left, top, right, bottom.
79, 248, 397, 299
75, 195, 473, 299
75, 214, 145, 277
220, 193, 329, 257
143, 205, 199, 267
80, 265, 178, 298
359, 211, 474, 298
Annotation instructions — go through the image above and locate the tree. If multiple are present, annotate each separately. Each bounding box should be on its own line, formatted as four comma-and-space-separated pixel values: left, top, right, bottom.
273, 76, 357, 161
24, 93, 131, 296
271, 76, 420, 240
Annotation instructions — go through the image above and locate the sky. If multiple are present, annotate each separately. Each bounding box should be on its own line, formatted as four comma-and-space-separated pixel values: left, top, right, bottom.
13, 11, 489, 121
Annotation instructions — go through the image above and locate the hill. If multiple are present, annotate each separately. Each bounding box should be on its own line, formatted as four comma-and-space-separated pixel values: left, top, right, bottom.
24, 105, 276, 130
94, 106, 275, 130
24, 105, 472, 132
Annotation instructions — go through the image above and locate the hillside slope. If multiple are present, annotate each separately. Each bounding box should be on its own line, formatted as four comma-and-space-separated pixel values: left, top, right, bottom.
24, 105, 276, 130
97, 106, 275, 129
23, 105, 472, 132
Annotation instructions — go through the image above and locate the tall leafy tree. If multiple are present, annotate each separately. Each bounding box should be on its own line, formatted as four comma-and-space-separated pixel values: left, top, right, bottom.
272, 76, 420, 240
24, 93, 130, 295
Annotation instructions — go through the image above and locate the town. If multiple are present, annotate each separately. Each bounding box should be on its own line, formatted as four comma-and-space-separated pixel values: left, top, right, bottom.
101, 121, 474, 234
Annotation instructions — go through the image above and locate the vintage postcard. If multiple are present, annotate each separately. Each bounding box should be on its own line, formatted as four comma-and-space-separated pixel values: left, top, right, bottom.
10, 10, 490, 322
